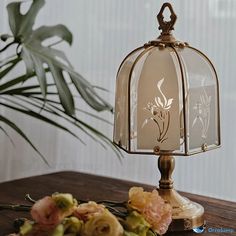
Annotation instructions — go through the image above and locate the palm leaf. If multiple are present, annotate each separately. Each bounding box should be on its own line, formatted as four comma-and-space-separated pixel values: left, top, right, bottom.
27, 97, 107, 149
0, 101, 85, 145
2, 95, 122, 157
0, 115, 48, 165
12, 95, 122, 158
31, 96, 113, 125
16, 95, 122, 158
0, 126, 15, 146
0, 0, 120, 163
69, 72, 113, 112
0, 68, 50, 91
1, 84, 55, 94
0, 57, 21, 79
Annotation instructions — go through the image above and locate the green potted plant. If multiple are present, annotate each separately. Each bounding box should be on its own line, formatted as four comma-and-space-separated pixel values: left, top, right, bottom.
0, 0, 121, 164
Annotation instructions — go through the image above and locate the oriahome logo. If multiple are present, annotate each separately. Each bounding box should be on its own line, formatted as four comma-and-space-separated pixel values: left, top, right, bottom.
193, 226, 235, 234
193, 226, 205, 234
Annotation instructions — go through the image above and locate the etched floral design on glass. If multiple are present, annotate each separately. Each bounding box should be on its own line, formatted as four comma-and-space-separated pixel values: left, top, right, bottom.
192, 86, 211, 139
142, 78, 173, 143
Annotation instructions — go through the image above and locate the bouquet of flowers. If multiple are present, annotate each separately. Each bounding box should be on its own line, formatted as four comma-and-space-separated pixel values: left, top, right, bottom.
8, 187, 172, 236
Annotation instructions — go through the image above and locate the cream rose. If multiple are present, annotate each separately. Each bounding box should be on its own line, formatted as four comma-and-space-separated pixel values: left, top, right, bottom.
81, 210, 123, 236
73, 201, 105, 221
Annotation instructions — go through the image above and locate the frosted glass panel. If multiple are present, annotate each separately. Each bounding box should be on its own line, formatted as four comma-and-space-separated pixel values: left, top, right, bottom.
129, 47, 183, 152
114, 48, 144, 148
178, 48, 219, 153
130, 47, 156, 151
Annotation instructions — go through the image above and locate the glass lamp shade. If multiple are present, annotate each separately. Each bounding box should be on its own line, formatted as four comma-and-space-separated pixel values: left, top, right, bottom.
113, 44, 220, 156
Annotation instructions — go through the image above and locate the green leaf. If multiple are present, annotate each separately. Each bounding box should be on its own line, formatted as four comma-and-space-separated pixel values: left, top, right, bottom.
69, 72, 113, 112
48, 64, 74, 115
124, 211, 151, 236
7, 0, 45, 38
1, 83, 55, 95
31, 55, 47, 97
30, 95, 113, 125
0, 126, 15, 146
93, 85, 110, 92
0, 114, 48, 165
20, 27, 75, 114
6, 0, 113, 115
0, 69, 50, 91
2, 0, 119, 160
32, 25, 72, 45
31, 96, 113, 125
21, 45, 35, 75
0, 57, 21, 79
6, 2, 21, 37
15, 95, 106, 148
123, 231, 139, 236
77, 118, 123, 160
0, 101, 80, 143
19, 95, 122, 159
1, 89, 57, 96
29, 97, 107, 149
7, 0, 75, 114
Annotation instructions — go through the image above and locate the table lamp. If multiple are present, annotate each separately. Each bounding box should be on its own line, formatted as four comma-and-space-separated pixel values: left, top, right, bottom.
113, 2, 220, 232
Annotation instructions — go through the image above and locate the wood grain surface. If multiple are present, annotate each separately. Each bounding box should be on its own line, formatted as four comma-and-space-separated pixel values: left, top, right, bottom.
0, 171, 235, 236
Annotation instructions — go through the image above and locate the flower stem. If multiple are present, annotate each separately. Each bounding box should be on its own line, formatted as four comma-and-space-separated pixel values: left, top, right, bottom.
0, 203, 31, 211
25, 194, 36, 203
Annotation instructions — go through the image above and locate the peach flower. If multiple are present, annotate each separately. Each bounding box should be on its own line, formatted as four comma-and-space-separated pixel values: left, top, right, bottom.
31, 196, 63, 229
73, 201, 105, 222
128, 187, 172, 235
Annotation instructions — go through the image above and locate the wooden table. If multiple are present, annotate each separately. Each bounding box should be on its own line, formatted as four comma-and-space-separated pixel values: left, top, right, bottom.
0, 171, 235, 236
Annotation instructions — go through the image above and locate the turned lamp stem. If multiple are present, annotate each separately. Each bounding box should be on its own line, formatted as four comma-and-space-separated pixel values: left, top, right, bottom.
156, 153, 205, 231
158, 155, 175, 189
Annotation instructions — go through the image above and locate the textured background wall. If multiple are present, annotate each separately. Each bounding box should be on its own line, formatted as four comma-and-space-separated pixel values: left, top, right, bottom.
0, 0, 236, 201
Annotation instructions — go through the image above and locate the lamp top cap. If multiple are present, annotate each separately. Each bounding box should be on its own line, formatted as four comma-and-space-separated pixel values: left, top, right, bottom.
157, 3, 177, 35
151, 2, 180, 44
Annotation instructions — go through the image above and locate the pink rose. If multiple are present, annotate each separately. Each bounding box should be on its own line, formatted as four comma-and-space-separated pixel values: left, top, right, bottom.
31, 196, 63, 229
73, 201, 105, 222
128, 187, 172, 235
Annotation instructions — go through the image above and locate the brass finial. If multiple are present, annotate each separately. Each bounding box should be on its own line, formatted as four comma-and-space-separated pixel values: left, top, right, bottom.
157, 3, 177, 36
156, 3, 177, 43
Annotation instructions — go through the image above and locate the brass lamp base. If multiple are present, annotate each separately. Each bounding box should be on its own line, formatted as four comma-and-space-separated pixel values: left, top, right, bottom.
157, 155, 205, 231
158, 188, 204, 231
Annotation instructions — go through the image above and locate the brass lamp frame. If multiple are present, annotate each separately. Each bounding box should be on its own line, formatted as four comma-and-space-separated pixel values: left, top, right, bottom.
115, 3, 221, 156
114, 2, 221, 232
